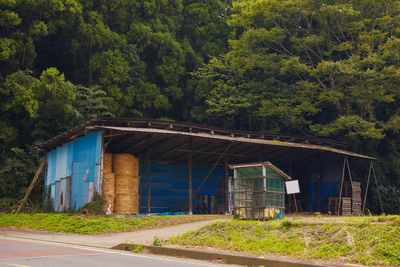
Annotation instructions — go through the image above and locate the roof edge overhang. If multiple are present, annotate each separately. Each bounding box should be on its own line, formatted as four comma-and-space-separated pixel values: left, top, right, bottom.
96, 125, 376, 160
38, 118, 376, 160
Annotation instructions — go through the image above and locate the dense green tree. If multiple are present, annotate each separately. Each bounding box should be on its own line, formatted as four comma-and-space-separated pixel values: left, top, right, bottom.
195, 0, 400, 186
0, 0, 231, 205
0, 0, 399, 210
0, 0, 81, 76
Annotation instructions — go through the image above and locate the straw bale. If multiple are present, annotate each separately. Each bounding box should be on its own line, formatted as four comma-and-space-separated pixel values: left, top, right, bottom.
103, 153, 113, 174
102, 172, 115, 209
112, 154, 140, 214
114, 174, 140, 195
114, 174, 139, 186
102, 173, 115, 193
115, 185, 139, 195
113, 154, 139, 176
114, 194, 139, 214
103, 195, 114, 209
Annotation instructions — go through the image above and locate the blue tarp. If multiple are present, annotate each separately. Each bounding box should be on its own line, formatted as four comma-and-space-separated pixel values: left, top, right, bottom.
139, 162, 224, 213
307, 181, 340, 212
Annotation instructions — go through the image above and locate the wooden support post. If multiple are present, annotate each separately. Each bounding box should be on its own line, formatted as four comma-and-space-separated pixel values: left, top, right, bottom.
146, 135, 151, 214
345, 158, 354, 195
15, 159, 46, 214
288, 153, 298, 213
99, 130, 105, 194
345, 158, 355, 215
224, 156, 229, 214
362, 161, 373, 214
371, 163, 384, 214
337, 156, 347, 215
188, 138, 193, 215
317, 153, 323, 211
293, 193, 298, 214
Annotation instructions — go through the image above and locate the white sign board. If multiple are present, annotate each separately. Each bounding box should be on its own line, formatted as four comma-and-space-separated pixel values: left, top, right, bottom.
285, 180, 300, 194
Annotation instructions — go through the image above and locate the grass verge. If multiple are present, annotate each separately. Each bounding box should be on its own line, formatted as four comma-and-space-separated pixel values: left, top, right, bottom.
169, 215, 400, 266
0, 213, 226, 234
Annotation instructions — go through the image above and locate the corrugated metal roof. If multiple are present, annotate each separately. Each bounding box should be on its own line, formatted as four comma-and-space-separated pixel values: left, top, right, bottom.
96, 125, 375, 160
38, 117, 376, 160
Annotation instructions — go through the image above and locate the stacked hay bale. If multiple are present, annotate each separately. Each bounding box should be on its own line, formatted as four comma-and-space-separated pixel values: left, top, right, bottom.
113, 153, 140, 214
102, 153, 115, 210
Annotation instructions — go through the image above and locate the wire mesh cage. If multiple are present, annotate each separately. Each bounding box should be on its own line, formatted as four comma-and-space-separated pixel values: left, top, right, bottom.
231, 162, 289, 220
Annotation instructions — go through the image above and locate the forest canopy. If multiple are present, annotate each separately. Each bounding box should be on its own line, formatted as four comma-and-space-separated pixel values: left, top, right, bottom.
0, 0, 399, 212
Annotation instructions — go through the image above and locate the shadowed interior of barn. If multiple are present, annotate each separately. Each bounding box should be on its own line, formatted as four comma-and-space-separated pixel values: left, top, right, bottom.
41, 118, 377, 215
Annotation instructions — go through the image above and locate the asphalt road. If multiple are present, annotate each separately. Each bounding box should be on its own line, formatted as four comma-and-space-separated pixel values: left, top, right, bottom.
0, 237, 230, 267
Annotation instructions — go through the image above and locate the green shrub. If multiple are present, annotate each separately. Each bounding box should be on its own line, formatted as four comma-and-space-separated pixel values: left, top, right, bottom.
280, 220, 293, 229
0, 198, 17, 212
370, 185, 400, 214
131, 245, 144, 253
152, 236, 164, 246
80, 193, 105, 215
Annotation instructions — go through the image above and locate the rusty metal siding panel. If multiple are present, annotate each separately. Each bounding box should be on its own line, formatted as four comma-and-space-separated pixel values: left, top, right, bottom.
66, 142, 74, 177
44, 130, 103, 211
71, 161, 89, 210
71, 131, 102, 184
46, 150, 57, 186
70, 131, 102, 210
55, 145, 68, 181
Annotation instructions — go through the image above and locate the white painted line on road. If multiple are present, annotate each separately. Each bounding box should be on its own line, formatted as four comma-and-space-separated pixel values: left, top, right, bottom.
4, 264, 31, 267
0, 236, 226, 267
0, 253, 106, 262
59, 245, 225, 267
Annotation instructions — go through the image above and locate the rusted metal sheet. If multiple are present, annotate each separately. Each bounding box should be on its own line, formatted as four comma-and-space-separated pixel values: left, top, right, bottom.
38, 118, 351, 151
97, 125, 375, 160
45, 130, 102, 211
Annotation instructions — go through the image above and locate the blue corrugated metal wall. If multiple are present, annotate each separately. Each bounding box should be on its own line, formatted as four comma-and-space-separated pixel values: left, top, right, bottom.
308, 181, 340, 212
45, 131, 102, 211
139, 162, 225, 213
303, 156, 342, 212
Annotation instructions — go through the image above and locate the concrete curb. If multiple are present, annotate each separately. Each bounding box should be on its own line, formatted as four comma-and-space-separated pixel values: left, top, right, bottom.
113, 243, 337, 267
2, 232, 362, 267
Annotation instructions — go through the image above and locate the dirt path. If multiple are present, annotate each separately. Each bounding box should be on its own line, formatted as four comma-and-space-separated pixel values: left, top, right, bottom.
1, 218, 228, 248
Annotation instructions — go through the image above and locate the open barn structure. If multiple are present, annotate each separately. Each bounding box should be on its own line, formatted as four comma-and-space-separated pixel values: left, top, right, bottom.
40, 117, 379, 215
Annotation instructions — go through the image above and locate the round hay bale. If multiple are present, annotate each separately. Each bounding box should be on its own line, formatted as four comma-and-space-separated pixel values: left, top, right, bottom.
103, 193, 114, 200
114, 194, 139, 214
103, 196, 114, 208
114, 184, 139, 195
102, 173, 115, 195
103, 153, 113, 173
114, 174, 140, 195
102, 172, 115, 210
113, 154, 139, 176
